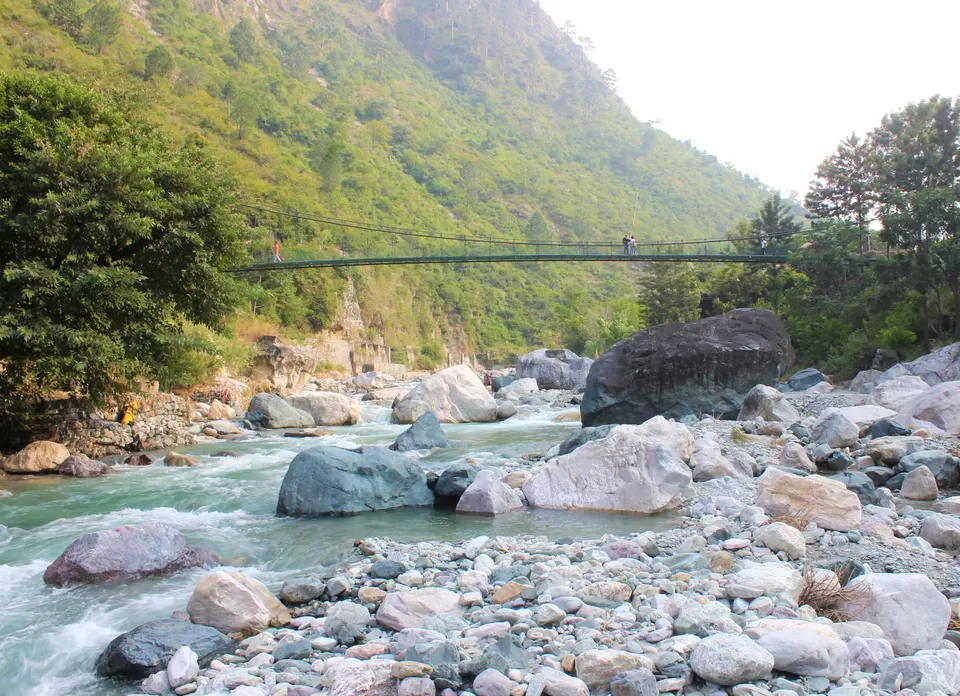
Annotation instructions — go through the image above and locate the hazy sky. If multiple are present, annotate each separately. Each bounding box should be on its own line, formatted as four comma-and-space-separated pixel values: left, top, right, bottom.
538, 0, 960, 196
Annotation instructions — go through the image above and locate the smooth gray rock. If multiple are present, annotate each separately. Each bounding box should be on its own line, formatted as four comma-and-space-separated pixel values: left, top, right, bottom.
276, 446, 434, 516
43, 521, 215, 587
828, 471, 877, 506
756, 629, 850, 679
898, 450, 960, 488
866, 417, 912, 439
435, 464, 478, 499
688, 633, 775, 685
95, 619, 234, 679
610, 668, 658, 696
280, 575, 326, 605
789, 367, 827, 391
390, 412, 449, 452
582, 308, 794, 425
246, 393, 314, 429
456, 470, 522, 516
56, 455, 115, 477
516, 349, 593, 391
558, 425, 617, 456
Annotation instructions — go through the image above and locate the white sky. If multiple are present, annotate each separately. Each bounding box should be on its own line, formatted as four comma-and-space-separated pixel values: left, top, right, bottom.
538, 0, 960, 196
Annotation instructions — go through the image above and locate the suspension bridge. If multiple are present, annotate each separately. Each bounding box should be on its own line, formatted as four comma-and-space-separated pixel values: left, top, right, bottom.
228, 204, 791, 272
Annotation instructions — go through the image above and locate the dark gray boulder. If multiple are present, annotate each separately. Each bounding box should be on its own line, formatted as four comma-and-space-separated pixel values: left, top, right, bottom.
246, 392, 314, 429
558, 425, 617, 456
866, 418, 912, 439
276, 446, 434, 516
581, 309, 794, 426
95, 618, 234, 679
492, 375, 516, 392
863, 466, 896, 487
390, 412, 449, 452
57, 455, 114, 477
435, 463, 479, 500
370, 559, 406, 579
897, 450, 960, 489
43, 521, 216, 587
611, 668, 659, 696
828, 472, 878, 506
515, 349, 593, 390
788, 367, 827, 391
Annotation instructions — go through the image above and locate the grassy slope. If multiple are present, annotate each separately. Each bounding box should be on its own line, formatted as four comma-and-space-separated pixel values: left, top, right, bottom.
0, 0, 768, 359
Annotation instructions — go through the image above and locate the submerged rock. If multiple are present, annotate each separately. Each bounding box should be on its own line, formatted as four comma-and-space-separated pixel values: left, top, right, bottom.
245, 392, 314, 429
95, 619, 234, 680
515, 349, 593, 390
393, 365, 497, 424
43, 521, 215, 587
390, 412, 449, 452
581, 308, 793, 425
56, 455, 114, 477
277, 446, 434, 516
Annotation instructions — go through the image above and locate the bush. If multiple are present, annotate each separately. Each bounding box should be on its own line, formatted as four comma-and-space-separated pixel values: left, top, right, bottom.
418, 339, 446, 370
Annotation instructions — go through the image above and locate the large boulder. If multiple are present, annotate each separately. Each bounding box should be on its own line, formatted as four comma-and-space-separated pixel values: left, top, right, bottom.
756, 630, 849, 679
837, 573, 950, 655
499, 377, 539, 396
390, 412, 449, 452
901, 465, 938, 500
737, 384, 800, 422
286, 392, 359, 426
43, 521, 215, 587
581, 309, 793, 425
95, 619, 234, 680
245, 393, 314, 429
186, 569, 290, 635
878, 342, 960, 386
898, 450, 960, 488
376, 588, 465, 631
920, 513, 960, 549
56, 455, 114, 478
2, 440, 70, 474
691, 437, 749, 481
872, 375, 930, 410
393, 365, 497, 424
435, 463, 478, 500
788, 368, 827, 391
896, 381, 960, 434
757, 468, 862, 531
558, 425, 617, 456
277, 446, 433, 516
515, 349, 593, 390
523, 424, 693, 514
456, 470, 522, 516
811, 409, 859, 448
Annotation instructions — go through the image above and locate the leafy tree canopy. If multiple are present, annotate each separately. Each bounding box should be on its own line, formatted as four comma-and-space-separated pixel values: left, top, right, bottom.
0, 72, 245, 402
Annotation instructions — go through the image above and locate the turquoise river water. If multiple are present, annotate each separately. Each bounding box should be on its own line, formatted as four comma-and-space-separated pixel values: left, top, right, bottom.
0, 402, 678, 695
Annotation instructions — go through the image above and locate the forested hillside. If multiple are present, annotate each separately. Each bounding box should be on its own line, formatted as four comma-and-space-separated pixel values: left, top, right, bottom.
0, 0, 767, 364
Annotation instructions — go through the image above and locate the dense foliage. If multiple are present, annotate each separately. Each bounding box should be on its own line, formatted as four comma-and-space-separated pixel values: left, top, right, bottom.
0, 72, 245, 401
0, 0, 768, 375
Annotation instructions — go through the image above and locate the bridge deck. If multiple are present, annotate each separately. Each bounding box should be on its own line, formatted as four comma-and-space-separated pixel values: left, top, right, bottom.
235, 252, 788, 272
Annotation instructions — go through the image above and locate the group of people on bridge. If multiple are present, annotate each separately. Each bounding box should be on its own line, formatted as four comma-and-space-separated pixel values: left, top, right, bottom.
621, 234, 638, 255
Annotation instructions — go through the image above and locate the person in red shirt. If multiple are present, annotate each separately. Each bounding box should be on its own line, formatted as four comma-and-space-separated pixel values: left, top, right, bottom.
273, 241, 283, 263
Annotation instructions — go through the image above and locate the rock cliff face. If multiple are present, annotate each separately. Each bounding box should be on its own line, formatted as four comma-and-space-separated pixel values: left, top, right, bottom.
581, 309, 794, 426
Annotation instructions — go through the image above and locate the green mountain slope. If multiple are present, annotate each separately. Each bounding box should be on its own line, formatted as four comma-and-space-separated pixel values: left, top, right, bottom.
0, 0, 768, 361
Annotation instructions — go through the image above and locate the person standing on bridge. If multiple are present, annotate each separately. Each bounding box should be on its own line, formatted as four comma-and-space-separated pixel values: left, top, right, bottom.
760, 238, 767, 255
273, 240, 283, 263
630, 235, 637, 255
622, 234, 631, 256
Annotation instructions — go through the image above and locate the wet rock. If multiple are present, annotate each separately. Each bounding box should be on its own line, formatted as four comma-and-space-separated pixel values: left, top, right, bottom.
516, 349, 593, 391
495, 402, 517, 421
737, 384, 800, 422
688, 633, 775, 686
124, 453, 156, 466
456, 470, 522, 516
164, 453, 199, 467
390, 412, 449, 452
56, 455, 114, 477
558, 425, 617, 456
246, 392, 314, 429
43, 521, 215, 586
371, 559, 406, 579
166, 646, 199, 689
582, 308, 794, 425
435, 464, 478, 500
277, 446, 433, 516
2, 440, 69, 474
280, 575, 326, 604
838, 573, 950, 655
523, 424, 693, 514
757, 468, 862, 531
95, 619, 234, 680
187, 569, 290, 635
376, 588, 465, 631
393, 365, 497, 424
286, 392, 360, 426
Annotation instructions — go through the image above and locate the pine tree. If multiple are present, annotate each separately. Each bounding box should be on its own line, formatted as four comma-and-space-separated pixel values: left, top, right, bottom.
229, 19, 258, 67
144, 44, 174, 80
84, 0, 121, 54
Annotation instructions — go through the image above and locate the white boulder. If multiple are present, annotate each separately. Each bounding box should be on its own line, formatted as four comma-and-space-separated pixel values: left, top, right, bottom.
834, 404, 897, 426
286, 392, 360, 426
811, 409, 859, 448
456, 470, 522, 516
901, 465, 939, 500
2, 440, 70, 474
498, 378, 538, 396
872, 375, 930, 410
376, 588, 465, 631
688, 634, 775, 686
737, 384, 800, 423
756, 630, 849, 679
896, 381, 960, 434
755, 522, 806, 559
779, 442, 816, 473
523, 425, 693, 514
186, 569, 290, 635
393, 365, 496, 424
724, 564, 804, 605
878, 342, 960, 386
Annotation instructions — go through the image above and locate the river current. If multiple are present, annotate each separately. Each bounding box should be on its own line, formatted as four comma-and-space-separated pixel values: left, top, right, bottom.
0, 401, 677, 695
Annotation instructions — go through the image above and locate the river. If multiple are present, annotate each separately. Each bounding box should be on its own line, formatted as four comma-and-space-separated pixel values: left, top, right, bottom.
0, 401, 678, 695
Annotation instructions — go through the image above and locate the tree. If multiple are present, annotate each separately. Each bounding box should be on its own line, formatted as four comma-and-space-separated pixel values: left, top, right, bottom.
317, 139, 346, 193
144, 44, 174, 81
33, 0, 84, 38
638, 263, 702, 326
752, 192, 802, 248
0, 73, 245, 403
525, 211, 549, 242
601, 68, 618, 92
84, 0, 122, 54
805, 133, 875, 255
229, 19, 258, 67
228, 91, 260, 140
